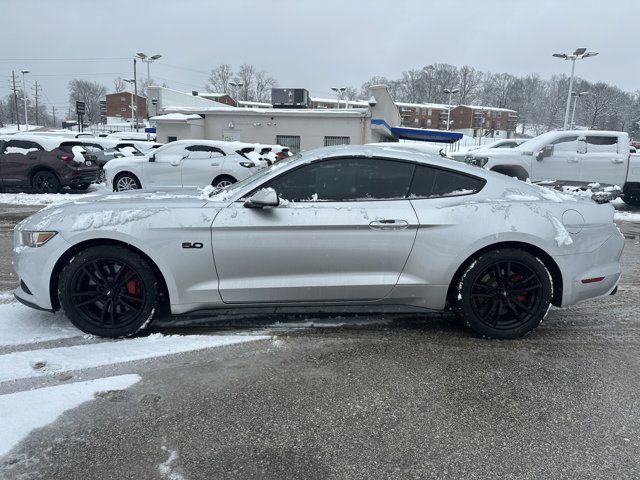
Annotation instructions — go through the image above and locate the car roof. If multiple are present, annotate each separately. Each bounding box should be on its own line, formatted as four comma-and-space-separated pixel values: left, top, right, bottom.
0, 134, 71, 150
302, 144, 491, 178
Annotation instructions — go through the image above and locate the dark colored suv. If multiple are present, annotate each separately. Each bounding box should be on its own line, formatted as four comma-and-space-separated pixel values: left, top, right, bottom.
0, 135, 100, 193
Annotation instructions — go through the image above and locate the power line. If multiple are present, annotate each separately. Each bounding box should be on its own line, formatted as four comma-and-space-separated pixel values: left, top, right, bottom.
0, 57, 130, 62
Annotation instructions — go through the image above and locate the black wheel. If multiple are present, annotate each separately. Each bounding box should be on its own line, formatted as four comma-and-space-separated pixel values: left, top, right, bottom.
453, 249, 552, 339
622, 193, 640, 207
71, 183, 90, 191
58, 246, 161, 337
212, 175, 236, 189
113, 172, 141, 191
32, 170, 61, 193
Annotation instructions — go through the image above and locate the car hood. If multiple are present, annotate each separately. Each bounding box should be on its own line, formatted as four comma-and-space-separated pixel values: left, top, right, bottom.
16, 188, 230, 232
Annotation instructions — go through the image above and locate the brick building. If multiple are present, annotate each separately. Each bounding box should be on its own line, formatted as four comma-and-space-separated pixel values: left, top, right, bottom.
449, 105, 518, 139
198, 92, 237, 107
396, 102, 450, 129
105, 92, 147, 124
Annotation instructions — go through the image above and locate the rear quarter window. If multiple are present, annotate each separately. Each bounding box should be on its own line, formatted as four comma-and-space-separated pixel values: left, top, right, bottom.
3, 140, 43, 155
585, 136, 618, 154
409, 165, 485, 198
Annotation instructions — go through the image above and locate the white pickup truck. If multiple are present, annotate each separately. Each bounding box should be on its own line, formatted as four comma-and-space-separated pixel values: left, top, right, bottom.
464, 130, 640, 206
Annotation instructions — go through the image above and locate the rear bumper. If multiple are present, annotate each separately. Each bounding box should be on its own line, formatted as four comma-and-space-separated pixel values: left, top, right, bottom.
60, 167, 100, 186
557, 231, 624, 307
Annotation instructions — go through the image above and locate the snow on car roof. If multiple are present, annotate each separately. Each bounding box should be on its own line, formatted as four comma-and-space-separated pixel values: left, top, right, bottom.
0, 134, 76, 150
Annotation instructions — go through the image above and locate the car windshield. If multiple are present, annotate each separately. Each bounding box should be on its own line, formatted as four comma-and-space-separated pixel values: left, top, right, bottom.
206, 153, 302, 197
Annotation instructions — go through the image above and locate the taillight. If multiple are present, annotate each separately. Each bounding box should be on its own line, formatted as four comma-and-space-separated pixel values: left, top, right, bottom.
58, 154, 72, 161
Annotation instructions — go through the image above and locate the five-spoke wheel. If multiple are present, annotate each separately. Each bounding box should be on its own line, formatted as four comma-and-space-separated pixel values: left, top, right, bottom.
113, 173, 141, 191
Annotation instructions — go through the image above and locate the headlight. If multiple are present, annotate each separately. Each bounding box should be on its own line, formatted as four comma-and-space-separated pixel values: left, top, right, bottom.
20, 231, 57, 247
240, 161, 256, 168
468, 156, 489, 167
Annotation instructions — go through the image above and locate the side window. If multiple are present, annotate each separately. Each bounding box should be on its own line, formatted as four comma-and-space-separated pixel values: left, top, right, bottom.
551, 136, 579, 153
585, 136, 618, 154
3, 140, 43, 155
409, 165, 485, 198
266, 158, 415, 202
185, 145, 226, 159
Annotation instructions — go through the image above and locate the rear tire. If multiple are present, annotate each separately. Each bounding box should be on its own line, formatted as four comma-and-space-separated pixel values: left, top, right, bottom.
452, 249, 552, 339
32, 170, 61, 194
58, 246, 160, 337
212, 175, 236, 189
622, 193, 640, 207
113, 172, 141, 191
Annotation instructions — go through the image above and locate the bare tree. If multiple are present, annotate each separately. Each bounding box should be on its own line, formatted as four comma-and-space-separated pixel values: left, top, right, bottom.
458, 65, 482, 105
206, 64, 233, 94
113, 77, 127, 93
68, 79, 107, 124
254, 70, 277, 103
236, 64, 257, 101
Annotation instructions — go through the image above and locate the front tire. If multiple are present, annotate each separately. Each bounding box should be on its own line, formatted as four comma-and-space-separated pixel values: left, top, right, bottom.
113, 172, 141, 191
212, 175, 236, 189
453, 249, 552, 339
58, 246, 160, 337
32, 170, 61, 193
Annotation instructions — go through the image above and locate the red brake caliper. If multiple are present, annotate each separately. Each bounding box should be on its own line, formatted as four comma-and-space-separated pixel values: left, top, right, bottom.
511, 274, 527, 302
124, 270, 141, 297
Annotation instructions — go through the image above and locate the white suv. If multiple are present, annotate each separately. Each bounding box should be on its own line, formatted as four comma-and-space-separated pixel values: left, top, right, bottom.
105, 140, 275, 191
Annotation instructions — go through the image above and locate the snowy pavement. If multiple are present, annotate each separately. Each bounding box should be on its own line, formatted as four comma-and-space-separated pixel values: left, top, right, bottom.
0, 297, 269, 460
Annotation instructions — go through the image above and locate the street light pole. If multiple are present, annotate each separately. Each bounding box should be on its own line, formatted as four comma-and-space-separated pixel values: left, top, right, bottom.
443, 87, 459, 131
331, 87, 347, 109
124, 79, 136, 130
229, 82, 244, 106
21, 70, 30, 131
553, 48, 598, 130
570, 91, 588, 129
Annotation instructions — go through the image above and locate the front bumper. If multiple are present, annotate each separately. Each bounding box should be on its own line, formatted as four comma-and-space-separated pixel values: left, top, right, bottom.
13, 233, 74, 311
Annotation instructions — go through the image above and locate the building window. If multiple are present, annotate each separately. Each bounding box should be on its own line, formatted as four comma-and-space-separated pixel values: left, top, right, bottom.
121, 96, 126, 101
276, 135, 302, 153
428, 109, 432, 116
121, 108, 127, 112
167, 136, 177, 143
427, 119, 432, 127
324, 136, 350, 147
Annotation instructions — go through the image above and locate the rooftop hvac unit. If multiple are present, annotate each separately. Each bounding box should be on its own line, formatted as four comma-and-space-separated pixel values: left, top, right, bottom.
271, 88, 310, 109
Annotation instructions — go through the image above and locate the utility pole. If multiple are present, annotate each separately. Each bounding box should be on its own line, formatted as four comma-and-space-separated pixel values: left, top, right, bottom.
33, 81, 39, 126
52, 106, 56, 128
133, 57, 139, 132
11, 71, 20, 130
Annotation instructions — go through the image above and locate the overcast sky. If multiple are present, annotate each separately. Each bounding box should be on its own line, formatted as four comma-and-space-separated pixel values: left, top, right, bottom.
2, 0, 637, 112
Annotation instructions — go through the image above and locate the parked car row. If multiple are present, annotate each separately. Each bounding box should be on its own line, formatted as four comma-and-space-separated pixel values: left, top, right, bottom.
104, 140, 290, 191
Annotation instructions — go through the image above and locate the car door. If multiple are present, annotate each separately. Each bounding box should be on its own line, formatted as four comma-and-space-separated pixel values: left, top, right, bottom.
1, 139, 44, 187
211, 157, 419, 303
531, 135, 580, 182
144, 143, 187, 188
579, 135, 627, 186
181, 145, 226, 187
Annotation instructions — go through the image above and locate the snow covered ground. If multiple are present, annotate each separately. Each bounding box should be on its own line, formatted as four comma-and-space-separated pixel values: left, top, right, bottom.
0, 183, 110, 206
0, 295, 269, 458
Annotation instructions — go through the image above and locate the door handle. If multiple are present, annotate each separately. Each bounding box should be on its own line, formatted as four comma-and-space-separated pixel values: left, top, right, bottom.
567, 158, 579, 164
210, 162, 220, 166
612, 159, 625, 164
369, 219, 409, 230
28, 155, 37, 160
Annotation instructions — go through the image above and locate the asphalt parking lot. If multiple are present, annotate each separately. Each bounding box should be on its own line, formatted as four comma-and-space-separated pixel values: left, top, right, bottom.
1, 203, 639, 479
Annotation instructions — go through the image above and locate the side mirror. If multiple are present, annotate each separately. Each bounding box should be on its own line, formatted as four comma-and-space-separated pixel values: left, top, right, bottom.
577, 141, 587, 155
244, 188, 279, 208
537, 145, 554, 161
149, 154, 155, 162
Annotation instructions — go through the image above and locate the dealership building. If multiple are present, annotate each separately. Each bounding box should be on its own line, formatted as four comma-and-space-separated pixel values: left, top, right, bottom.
147, 85, 461, 152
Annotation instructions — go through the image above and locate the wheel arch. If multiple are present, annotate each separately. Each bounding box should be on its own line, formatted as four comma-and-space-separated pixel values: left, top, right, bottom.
212, 173, 237, 186
29, 166, 60, 182
49, 238, 170, 311
490, 165, 529, 181
446, 240, 563, 308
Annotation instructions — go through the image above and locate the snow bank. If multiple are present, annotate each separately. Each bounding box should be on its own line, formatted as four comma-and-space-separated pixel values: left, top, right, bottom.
0, 183, 109, 207
614, 211, 640, 222
0, 374, 140, 457
0, 302, 79, 347
0, 332, 269, 383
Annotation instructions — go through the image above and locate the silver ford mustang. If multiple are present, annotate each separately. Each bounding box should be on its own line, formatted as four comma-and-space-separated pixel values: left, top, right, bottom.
13, 145, 624, 339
